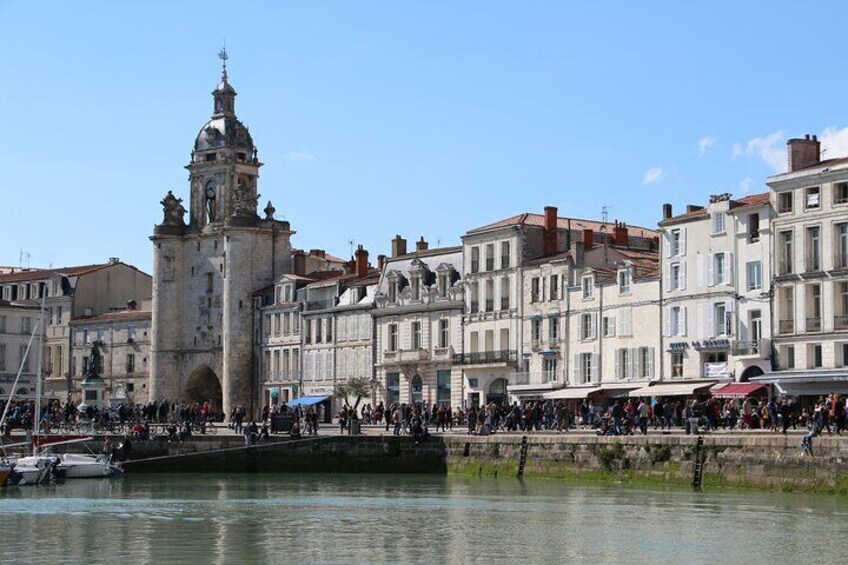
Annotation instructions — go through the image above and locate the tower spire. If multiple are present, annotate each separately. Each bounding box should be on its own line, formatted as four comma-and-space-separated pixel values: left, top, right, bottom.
212, 46, 236, 117
218, 45, 229, 81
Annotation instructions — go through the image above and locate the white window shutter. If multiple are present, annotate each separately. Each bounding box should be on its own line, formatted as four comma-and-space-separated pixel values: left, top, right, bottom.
615, 350, 621, 380
707, 254, 715, 286
592, 353, 599, 383
649, 348, 655, 378
664, 267, 671, 292
591, 313, 598, 339
707, 305, 715, 338
664, 232, 672, 258
679, 261, 687, 290
680, 228, 687, 256
697, 303, 705, 339
624, 308, 633, 335
664, 307, 671, 337
573, 354, 579, 383
680, 307, 687, 337
697, 254, 704, 287
726, 253, 734, 286
609, 316, 616, 337
628, 348, 636, 379
578, 315, 584, 339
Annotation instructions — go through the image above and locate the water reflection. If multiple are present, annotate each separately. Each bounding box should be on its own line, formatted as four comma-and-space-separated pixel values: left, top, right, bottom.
0, 474, 846, 563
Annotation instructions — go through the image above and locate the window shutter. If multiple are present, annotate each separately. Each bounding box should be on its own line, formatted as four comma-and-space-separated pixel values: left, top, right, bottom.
680, 228, 687, 256
590, 313, 598, 339
664, 267, 671, 292
628, 348, 637, 379
679, 261, 687, 290
578, 315, 584, 339
592, 354, 599, 383
573, 354, 580, 383
608, 316, 616, 337
664, 232, 672, 258
697, 303, 705, 339
707, 254, 715, 287
624, 308, 633, 335
707, 305, 715, 338
648, 347, 655, 378
726, 253, 734, 286
725, 300, 733, 336
697, 253, 704, 287
664, 307, 671, 337
615, 350, 621, 380
680, 307, 687, 337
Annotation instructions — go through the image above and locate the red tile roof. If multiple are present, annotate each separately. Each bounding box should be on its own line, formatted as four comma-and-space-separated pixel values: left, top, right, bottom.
661, 192, 770, 225
69, 310, 151, 325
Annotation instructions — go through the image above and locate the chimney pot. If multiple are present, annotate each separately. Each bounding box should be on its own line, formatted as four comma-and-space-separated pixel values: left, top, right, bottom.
354, 245, 369, 278
377, 254, 387, 270
543, 206, 558, 256
416, 237, 428, 252
582, 228, 594, 250
391, 235, 407, 258
787, 135, 821, 172
662, 203, 673, 220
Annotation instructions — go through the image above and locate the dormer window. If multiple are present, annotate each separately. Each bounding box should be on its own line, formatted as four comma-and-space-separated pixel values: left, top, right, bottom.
388, 281, 398, 303
618, 269, 631, 294
582, 276, 594, 299
411, 276, 421, 301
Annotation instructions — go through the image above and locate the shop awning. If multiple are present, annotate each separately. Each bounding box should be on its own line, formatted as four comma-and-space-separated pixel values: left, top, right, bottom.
712, 383, 766, 399
630, 381, 717, 397
286, 395, 329, 408
597, 384, 644, 398
544, 387, 602, 400
751, 371, 848, 396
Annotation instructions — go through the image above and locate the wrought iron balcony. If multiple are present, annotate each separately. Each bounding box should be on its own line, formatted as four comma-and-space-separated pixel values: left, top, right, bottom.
452, 350, 518, 366
778, 319, 794, 334
835, 314, 848, 330
732, 340, 764, 357
806, 317, 822, 332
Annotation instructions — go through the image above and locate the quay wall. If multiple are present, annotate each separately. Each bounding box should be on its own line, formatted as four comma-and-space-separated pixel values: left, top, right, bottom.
114, 433, 848, 493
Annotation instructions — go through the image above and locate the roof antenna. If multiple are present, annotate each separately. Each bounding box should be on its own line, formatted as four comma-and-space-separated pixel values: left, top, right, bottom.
601, 204, 613, 224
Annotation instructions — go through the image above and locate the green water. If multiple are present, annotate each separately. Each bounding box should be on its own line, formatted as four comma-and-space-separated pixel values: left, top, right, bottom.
0, 474, 845, 564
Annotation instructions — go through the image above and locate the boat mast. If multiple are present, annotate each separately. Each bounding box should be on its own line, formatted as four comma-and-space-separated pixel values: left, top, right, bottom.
33, 291, 47, 447
0, 297, 44, 433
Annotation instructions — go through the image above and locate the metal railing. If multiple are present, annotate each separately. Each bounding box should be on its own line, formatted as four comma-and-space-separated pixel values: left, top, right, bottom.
732, 340, 760, 356
485, 299, 494, 312
508, 371, 558, 386
806, 317, 822, 332
836, 315, 848, 330
778, 319, 794, 334
501, 297, 510, 310
305, 298, 337, 311
486, 258, 495, 271
452, 350, 518, 365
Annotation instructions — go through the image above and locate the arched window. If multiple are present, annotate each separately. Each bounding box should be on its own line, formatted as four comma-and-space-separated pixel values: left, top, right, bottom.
16, 387, 29, 396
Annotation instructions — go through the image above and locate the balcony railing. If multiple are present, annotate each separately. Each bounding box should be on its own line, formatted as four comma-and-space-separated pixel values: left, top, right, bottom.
452, 350, 518, 366
469, 301, 479, 314
836, 315, 848, 330
778, 319, 794, 334
501, 298, 510, 310
806, 317, 822, 332
485, 299, 494, 312
732, 340, 762, 356
471, 260, 479, 273
508, 371, 558, 386
486, 258, 495, 271
305, 298, 337, 311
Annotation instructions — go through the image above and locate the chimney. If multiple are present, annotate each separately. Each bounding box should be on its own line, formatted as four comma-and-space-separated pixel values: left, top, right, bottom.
377, 254, 387, 270
582, 228, 594, 250
344, 260, 355, 275
354, 245, 369, 278
787, 134, 821, 171
662, 203, 673, 220
543, 206, 558, 256
416, 237, 428, 252
686, 204, 704, 214
613, 221, 629, 247
391, 235, 407, 258
309, 249, 326, 259
293, 250, 306, 275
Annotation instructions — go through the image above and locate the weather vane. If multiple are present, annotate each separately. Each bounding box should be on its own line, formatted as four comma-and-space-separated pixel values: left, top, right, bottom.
218, 45, 229, 75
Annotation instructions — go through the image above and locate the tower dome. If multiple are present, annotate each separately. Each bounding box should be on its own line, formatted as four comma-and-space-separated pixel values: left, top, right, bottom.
193, 49, 255, 154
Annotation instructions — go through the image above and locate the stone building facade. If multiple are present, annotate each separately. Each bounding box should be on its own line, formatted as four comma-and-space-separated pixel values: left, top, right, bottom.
0, 300, 41, 399
150, 63, 293, 417
373, 239, 464, 408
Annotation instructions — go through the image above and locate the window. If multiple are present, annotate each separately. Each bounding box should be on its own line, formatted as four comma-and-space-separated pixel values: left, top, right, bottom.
778, 192, 793, 214
835, 182, 848, 205
579, 353, 593, 384
669, 228, 682, 256
711, 212, 725, 234
542, 358, 558, 381
20, 345, 29, 373
837, 223, 848, 269
619, 270, 631, 293
315, 319, 323, 343
388, 280, 398, 303
748, 213, 761, 242
0, 344, 5, 371
326, 318, 332, 342
468, 282, 479, 313
303, 318, 311, 343
603, 316, 616, 337
580, 313, 596, 340
669, 306, 685, 336
811, 344, 823, 368
485, 244, 495, 271
779, 231, 794, 274
388, 324, 398, 352
206, 272, 214, 293
784, 346, 795, 370
805, 186, 821, 209
411, 321, 421, 350
21, 317, 31, 335
470, 247, 480, 274
530, 277, 540, 303
618, 308, 633, 336
438, 319, 449, 348
669, 262, 681, 291
500, 276, 510, 310
0, 316, 5, 333
531, 318, 542, 343
807, 284, 822, 332
386, 373, 400, 406
840, 283, 848, 330
501, 241, 510, 269
639, 347, 653, 379
671, 351, 684, 377
713, 302, 728, 337
713, 253, 728, 285
806, 226, 821, 272
549, 275, 559, 301
582, 276, 594, 299
438, 273, 449, 298
746, 261, 762, 291
616, 348, 631, 380
126, 353, 135, 374
549, 315, 559, 341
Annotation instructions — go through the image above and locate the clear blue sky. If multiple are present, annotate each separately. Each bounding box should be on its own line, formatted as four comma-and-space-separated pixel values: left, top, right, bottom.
3, 1, 848, 274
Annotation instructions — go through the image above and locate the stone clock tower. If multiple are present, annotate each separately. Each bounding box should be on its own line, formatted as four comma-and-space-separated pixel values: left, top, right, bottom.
150, 53, 293, 418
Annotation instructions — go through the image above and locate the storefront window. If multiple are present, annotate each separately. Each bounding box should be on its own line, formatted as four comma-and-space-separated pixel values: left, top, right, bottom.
386, 372, 400, 406
437, 370, 451, 404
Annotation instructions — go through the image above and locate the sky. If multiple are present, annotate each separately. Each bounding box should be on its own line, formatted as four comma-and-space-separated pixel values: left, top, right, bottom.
3, 1, 848, 274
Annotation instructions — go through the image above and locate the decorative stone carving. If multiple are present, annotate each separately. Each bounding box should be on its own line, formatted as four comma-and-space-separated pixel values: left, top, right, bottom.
232, 179, 257, 217
264, 200, 276, 220
160, 191, 186, 226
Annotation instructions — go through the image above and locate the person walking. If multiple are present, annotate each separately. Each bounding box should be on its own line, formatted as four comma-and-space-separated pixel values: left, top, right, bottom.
637, 399, 650, 435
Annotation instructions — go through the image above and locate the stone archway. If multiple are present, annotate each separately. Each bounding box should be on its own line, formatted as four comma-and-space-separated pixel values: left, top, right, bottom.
487, 378, 509, 406
185, 365, 223, 411
739, 365, 764, 383
411, 374, 423, 405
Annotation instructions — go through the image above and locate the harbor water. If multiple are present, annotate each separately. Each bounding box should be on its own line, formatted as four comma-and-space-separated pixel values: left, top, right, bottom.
1, 474, 846, 564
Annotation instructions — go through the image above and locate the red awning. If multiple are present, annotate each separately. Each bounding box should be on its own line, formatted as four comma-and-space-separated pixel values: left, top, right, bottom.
712, 383, 766, 399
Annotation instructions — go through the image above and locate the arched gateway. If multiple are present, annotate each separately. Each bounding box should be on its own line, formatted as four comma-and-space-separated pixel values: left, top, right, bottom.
185, 365, 223, 411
